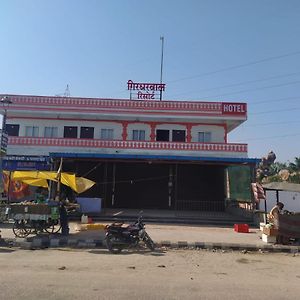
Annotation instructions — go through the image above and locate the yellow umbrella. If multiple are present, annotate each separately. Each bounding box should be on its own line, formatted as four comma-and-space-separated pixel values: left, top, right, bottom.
21, 178, 49, 188
75, 177, 96, 193
7, 170, 95, 194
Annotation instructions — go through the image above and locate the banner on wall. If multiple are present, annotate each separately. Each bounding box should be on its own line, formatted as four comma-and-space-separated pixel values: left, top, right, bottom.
2, 171, 32, 200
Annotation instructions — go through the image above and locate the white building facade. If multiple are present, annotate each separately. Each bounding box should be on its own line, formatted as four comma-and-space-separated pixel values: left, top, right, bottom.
1, 94, 257, 211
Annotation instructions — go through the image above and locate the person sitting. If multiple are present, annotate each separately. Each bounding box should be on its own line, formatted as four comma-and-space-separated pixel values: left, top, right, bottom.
35, 187, 47, 204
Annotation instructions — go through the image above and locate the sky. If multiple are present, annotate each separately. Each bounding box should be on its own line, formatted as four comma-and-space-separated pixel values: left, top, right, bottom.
1, 0, 300, 163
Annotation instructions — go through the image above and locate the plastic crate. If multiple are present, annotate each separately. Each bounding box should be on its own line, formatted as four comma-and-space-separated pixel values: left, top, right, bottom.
234, 223, 249, 233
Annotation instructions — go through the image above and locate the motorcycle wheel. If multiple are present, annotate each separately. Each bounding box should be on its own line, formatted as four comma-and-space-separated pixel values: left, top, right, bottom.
143, 232, 155, 251
106, 235, 123, 254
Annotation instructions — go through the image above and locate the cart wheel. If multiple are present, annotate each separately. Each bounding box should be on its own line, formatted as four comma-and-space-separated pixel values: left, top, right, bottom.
13, 220, 30, 238
44, 220, 61, 234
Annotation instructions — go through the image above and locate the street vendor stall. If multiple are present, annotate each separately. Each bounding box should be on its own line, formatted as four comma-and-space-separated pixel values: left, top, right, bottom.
10, 202, 60, 237
262, 182, 300, 243
5, 170, 96, 237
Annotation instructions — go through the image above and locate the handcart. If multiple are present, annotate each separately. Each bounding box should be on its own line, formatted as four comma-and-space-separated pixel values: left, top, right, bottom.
10, 203, 61, 238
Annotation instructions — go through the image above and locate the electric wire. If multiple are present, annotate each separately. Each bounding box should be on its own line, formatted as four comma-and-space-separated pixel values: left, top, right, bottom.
250, 106, 300, 115
95, 175, 172, 186
251, 96, 300, 105
170, 71, 300, 98
81, 162, 102, 177
196, 79, 300, 99
168, 50, 300, 84
235, 132, 300, 142
242, 120, 300, 127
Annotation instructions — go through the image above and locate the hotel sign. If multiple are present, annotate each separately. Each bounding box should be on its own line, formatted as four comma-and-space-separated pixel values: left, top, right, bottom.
127, 80, 166, 100
222, 103, 247, 115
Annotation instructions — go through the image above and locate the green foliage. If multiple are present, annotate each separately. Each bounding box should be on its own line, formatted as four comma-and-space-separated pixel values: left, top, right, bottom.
263, 156, 300, 184
288, 157, 300, 172
269, 162, 287, 176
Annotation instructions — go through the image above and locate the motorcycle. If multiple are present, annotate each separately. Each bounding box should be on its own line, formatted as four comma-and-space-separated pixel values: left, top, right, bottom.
104, 216, 155, 254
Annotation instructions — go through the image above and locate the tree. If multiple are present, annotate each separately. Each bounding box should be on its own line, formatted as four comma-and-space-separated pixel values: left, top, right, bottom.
269, 162, 287, 176
288, 157, 300, 172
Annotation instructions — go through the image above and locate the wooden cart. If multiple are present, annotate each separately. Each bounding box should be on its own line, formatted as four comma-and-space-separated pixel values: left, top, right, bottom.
277, 213, 300, 240
10, 203, 61, 237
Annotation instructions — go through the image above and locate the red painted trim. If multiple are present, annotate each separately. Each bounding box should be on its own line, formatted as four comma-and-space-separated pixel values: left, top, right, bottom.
121, 121, 129, 141
8, 105, 228, 118
7, 115, 226, 128
3, 94, 247, 117
186, 124, 192, 143
149, 122, 156, 142
8, 136, 248, 153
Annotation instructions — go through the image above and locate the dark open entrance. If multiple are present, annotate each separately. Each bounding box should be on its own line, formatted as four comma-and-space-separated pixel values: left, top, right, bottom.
114, 162, 169, 209
176, 164, 225, 211
60, 159, 226, 211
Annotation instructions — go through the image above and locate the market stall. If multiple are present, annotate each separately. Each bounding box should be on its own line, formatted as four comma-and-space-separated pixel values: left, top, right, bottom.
4, 170, 96, 237
262, 182, 300, 243
10, 203, 60, 237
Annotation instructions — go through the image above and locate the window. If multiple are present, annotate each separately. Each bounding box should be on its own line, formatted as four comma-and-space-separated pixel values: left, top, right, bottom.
64, 126, 78, 138
156, 129, 169, 141
100, 129, 114, 140
172, 130, 186, 142
132, 130, 145, 141
25, 126, 39, 137
44, 127, 58, 138
80, 127, 94, 139
198, 132, 211, 143
5, 124, 20, 136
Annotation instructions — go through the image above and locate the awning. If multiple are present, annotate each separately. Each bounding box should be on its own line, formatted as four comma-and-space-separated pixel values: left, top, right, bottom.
263, 181, 300, 193
49, 152, 260, 165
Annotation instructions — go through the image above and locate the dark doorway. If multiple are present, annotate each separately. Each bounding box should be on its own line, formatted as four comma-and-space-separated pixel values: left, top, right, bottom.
114, 162, 169, 209
176, 164, 225, 211
156, 129, 169, 141
80, 127, 94, 139
64, 126, 78, 138
172, 130, 186, 142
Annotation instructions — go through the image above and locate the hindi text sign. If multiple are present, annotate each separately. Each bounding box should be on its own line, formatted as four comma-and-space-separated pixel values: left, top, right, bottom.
127, 80, 166, 100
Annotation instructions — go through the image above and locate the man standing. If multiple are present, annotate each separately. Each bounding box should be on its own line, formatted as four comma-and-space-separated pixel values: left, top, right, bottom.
268, 202, 285, 244
59, 201, 69, 236
269, 202, 284, 226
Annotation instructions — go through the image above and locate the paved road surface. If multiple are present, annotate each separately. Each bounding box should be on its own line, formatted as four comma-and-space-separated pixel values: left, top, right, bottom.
1, 221, 264, 245
0, 247, 299, 300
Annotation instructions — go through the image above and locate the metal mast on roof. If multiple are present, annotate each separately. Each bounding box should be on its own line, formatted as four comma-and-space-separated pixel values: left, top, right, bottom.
160, 36, 164, 101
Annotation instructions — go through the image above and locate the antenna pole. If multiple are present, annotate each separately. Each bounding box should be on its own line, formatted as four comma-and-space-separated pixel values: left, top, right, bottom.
160, 36, 164, 101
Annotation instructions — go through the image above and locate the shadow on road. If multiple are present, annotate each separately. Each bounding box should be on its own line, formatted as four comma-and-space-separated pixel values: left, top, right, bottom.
0, 247, 15, 253
88, 248, 166, 256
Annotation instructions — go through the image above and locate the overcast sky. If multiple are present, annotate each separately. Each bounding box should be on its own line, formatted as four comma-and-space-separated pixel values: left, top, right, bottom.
1, 0, 300, 163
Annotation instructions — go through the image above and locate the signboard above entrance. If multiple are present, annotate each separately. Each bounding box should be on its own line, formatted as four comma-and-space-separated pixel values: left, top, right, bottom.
127, 80, 166, 100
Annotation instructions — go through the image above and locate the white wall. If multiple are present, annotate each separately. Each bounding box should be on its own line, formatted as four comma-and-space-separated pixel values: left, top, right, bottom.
127, 122, 150, 140
97, 122, 122, 140
191, 125, 225, 143
265, 190, 300, 212
7, 119, 226, 143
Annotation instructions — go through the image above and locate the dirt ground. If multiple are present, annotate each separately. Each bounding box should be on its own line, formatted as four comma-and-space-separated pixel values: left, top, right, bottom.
0, 247, 299, 300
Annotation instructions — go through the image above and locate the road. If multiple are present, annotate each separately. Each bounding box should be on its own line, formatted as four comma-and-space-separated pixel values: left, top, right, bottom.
0, 247, 299, 300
